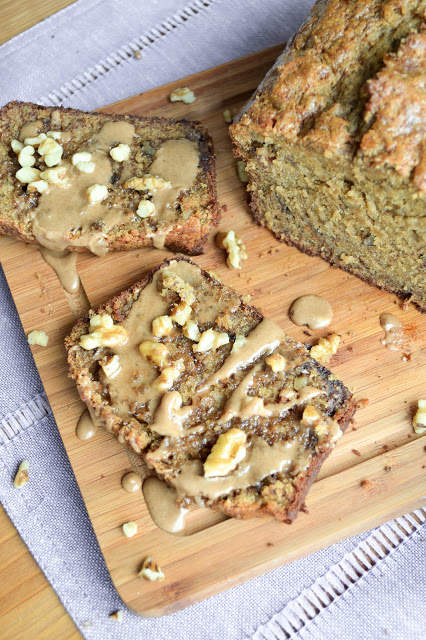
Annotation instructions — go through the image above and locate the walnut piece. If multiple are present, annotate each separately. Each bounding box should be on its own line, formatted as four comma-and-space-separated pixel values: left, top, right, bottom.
139, 341, 170, 368
79, 314, 128, 350
72, 151, 92, 165
124, 174, 171, 191
155, 359, 185, 392
76, 161, 96, 174
216, 230, 248, 270
87, 184, 108, 203
11, 139, 24, 153
310, 334, 341, 364
18, 145, 36, 167
122, 521, 138, 538
413, 399, 426, 434
138, 556, 165, 582
99, 354, 121, 379
27, 329, 49, 346
169, 87, 196, 104
183, 319, 201, 342
193, 329, 230, 353
24, 133, 47, 146
265, 353, 286, 372
16, 167, 41, 183
152, 315, 173, 338
109, 610, 123, 622
40, 166, 68, 184
27, 180, 48, 194
301, 404, 322, 427
231, 334, 247, 353
13, 460, 29, 488
38, 137, 63, 167
170, 301, 192, 326
161, 271, 195, 305
110, 144, 130, 162
204, 428, 247, 477
136, 199, 155, 218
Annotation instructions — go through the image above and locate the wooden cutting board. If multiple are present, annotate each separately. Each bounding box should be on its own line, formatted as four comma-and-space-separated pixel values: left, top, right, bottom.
1, 44, 425, 617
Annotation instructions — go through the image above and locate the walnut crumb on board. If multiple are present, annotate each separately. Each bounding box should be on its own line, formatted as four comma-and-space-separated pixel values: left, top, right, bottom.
109, 610, 123, 622
216, 230, 247, 270
27, 330, 49, 347
352, 449, 361, 456
169, 87, 196, 103
360, 479, 372, 489
412, 400, 426, 434
138, 556, 165, 582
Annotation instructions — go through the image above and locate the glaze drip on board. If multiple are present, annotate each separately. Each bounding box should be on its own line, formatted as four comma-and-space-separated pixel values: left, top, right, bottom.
380, 313, 403, 351
143, 476, 188, 534
289, 295, 333, 330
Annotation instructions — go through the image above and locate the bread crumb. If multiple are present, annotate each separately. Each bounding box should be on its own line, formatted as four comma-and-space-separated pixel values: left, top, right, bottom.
134, 50, 141, 59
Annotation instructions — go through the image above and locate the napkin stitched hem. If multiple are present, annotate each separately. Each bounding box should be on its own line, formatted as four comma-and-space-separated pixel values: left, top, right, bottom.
38, 0, 219, 107
251, 509, 426, 640
0, 393, 50, 445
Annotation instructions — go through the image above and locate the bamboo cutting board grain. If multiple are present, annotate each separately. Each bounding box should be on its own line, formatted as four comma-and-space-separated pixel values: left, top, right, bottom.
1, 45, 426, 616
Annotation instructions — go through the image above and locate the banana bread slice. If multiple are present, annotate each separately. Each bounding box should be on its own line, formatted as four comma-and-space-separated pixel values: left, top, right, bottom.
0, 101, 219, 257
231, 0, 426, 311
66, 257, 357, 523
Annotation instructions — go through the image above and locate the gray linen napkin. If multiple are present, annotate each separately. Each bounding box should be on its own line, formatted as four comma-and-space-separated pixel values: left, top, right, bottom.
0, 1, 425, 638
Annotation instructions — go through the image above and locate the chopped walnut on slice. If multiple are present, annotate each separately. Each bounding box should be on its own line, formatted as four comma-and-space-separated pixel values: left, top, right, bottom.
152, 315, 173, 338
99, 354, 121, 379
169, 87, 196, 104
155, 359, 185, 391
170, 301, 192, 326
265, 353, 286, 372
231, 334, 247, 353
310, 334, 341, 364
204, 428, 247, 477
216, 230, 248, 270
413, 399, 426, 434
124, 175, 171, 191
183, 319, 201, 342
193, 329, 230, 353
160, 271, 195, 305
139, 341, 170, 368
110, 144, 130, 162
79, 314, 128, 350
138, 556, 165, 582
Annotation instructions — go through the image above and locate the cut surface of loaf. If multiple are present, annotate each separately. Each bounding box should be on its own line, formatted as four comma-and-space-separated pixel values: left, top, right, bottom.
0, 101, 219, 256
66, 257, 357, 523
230, 0, 426, 311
